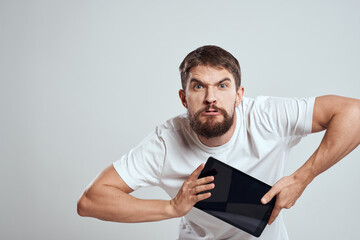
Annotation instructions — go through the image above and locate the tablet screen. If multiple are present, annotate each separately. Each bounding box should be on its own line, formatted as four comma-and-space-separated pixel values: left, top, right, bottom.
194, 157, 276, 237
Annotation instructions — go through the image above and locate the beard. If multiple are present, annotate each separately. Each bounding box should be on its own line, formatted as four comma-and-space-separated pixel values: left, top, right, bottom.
189, 105, 235, 139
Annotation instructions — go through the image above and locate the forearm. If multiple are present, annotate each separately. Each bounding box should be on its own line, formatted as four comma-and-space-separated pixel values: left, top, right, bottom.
295, 100, 360, 183
77, 164, 213, 223
77, 185, 175, 223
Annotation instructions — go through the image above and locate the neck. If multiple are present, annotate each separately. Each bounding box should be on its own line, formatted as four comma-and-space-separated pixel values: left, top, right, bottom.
197, 113, 237, 147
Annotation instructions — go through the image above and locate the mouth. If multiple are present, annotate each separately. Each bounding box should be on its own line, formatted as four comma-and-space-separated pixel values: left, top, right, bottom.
202, 107, 222, 116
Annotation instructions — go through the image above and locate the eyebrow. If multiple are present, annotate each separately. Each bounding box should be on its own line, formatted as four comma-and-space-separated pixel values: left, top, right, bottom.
189, 77, 232, 85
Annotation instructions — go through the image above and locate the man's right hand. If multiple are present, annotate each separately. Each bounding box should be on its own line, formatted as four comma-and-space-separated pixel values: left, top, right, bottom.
169, 163, 215, 217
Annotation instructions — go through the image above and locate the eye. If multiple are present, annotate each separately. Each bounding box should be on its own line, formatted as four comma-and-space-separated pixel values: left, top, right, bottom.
194, 85, 204, 90
219, 83, 227, 88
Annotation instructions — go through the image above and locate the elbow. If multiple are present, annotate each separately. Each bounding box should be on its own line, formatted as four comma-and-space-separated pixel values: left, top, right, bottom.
349, 99, 360, 120
336, 97, 360, 122
77, 193, 89, 217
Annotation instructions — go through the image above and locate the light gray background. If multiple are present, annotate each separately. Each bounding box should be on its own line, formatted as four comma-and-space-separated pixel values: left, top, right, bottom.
1, 1, 359, 239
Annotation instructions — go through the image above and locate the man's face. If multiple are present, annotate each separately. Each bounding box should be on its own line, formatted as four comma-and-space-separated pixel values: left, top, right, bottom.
179, 65, 244, 139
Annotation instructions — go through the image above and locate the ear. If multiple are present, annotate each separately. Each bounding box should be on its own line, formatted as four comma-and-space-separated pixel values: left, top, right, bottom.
235, 86, 244, 107
179, 89, 188, 108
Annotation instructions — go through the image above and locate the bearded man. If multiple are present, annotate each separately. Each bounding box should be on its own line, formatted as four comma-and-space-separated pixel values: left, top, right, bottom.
77, 45, 360, 240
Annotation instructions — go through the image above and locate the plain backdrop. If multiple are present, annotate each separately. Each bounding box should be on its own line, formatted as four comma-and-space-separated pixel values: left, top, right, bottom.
1, 1, 359, 239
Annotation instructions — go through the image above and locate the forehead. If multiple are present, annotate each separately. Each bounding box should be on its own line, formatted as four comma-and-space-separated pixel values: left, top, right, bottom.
188, 65, 235, 85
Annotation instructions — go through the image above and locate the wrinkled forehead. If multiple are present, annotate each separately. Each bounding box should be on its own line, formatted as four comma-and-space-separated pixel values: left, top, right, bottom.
187, 65, 236, 85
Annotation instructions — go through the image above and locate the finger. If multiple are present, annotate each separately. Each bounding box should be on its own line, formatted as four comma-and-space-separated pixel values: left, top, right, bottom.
188, 163, 205, 180
261, 185, 280, 204
192, 183, 215, 195
268, 206, 281, 225
195, 175, 214, 186
194, 192, 211, 202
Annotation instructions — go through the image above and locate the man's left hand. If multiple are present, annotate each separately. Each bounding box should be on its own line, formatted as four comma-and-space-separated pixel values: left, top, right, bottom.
261, 173, 311, 225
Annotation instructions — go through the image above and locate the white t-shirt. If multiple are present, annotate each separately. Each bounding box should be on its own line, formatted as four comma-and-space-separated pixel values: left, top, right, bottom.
113, 96, 315, 240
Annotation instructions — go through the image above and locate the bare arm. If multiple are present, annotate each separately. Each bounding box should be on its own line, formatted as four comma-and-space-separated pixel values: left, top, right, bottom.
77, 164, 214, 222
262, 95, 360, 224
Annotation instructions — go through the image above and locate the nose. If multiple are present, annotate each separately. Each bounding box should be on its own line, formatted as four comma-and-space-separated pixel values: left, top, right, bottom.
204, 87, 216, 104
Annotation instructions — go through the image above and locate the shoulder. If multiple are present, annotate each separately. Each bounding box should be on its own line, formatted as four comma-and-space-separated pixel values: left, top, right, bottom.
133, 113, 192, 153
237, 96, 315, 138
155, 113, 191, 139
238, 96, 315, 114
237, 96, 276, 118
238, 96, 278, 110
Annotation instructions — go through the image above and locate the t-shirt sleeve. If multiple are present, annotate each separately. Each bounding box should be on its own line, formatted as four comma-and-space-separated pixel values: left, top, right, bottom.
112, 127, 166, 190
250, 96, 315, 147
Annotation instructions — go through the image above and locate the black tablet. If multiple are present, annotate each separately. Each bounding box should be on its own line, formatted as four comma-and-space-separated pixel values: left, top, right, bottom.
194, 157, 276, 238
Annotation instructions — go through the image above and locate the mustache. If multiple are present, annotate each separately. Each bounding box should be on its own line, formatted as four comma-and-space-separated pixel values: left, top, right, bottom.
194, 105, 228, 117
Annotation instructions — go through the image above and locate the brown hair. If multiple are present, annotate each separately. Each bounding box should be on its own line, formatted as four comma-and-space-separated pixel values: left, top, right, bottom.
179, 45, 241, 90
